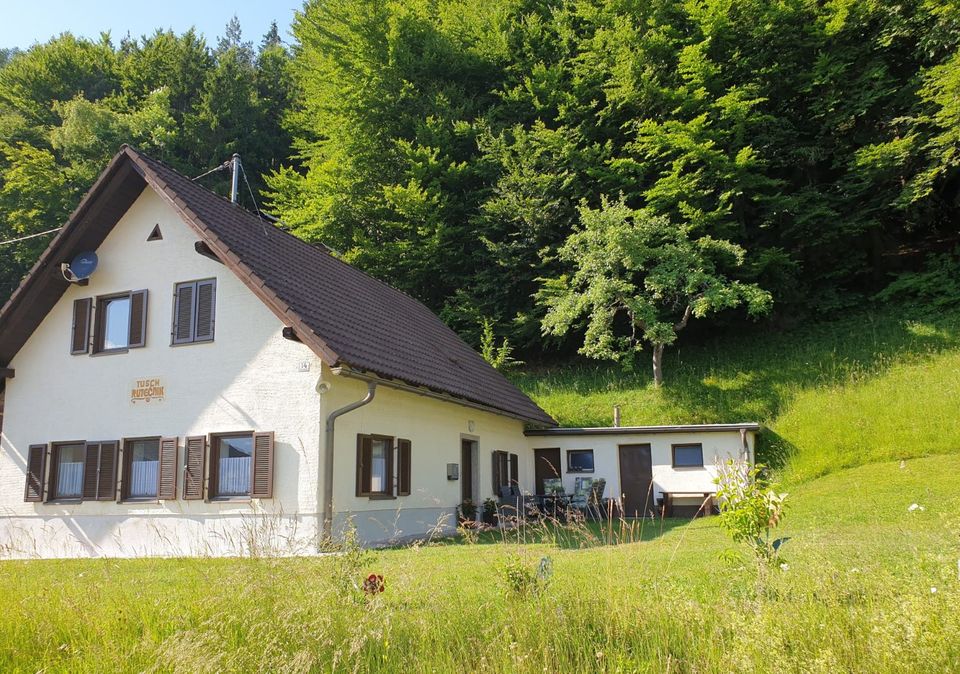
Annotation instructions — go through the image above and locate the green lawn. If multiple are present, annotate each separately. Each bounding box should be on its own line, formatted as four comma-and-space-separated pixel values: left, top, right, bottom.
513, 306, 960, 483
1, 455, 957, 672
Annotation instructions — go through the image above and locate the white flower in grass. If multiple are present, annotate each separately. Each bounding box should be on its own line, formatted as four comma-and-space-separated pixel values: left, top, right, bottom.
780, 563, 790, 572
907, 503, 925, 512
931, 587, 937, 594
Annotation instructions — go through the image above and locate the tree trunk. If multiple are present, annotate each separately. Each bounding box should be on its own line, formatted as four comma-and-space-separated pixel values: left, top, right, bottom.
652, 343, 665, 387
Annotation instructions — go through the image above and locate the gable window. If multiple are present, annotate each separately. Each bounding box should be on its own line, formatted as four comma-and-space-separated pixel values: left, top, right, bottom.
172, 279, 216, 345
88, 290, 148, 354
567, 449, 595, 473
672, 443, 704, 468
356, 434, 411, 498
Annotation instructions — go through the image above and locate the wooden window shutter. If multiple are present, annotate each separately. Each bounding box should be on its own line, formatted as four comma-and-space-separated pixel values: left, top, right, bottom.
251, 431, 274, 498
356, 434, 371, 497
397, 439, 411, 496
194, 279, 216, 342
82, 443, 100, 500
45, 446, 59, 502
128, 290, 148, 348
491, 451, 503, 494
96, 441, 118, 500
24, 444, 47, 502
71, 298, 92, 354
509, 453, 519, 486
172, 282, 195, 344
182, 435, 206, 499
157, 437, 178, 500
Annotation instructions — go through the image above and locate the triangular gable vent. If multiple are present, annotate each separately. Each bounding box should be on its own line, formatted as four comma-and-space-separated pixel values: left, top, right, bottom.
147, 224, 163, 241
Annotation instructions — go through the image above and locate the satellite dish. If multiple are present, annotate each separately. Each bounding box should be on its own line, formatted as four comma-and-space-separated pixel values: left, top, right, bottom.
62, 251, 98, 283
69, 252, 98, 280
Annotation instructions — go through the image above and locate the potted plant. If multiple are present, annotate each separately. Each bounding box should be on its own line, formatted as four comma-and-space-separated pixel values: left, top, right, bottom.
458, 498, 477, 523
482, 497, 498, 525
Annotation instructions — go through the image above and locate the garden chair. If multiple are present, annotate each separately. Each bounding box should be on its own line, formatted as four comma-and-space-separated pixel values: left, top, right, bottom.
569, 477, 594, 515
587, 478, 606, 521
540, 478, 566, 519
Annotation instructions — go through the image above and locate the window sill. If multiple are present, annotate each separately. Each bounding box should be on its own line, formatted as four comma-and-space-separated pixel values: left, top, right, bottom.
90, 348, 130, 357
45, 498, 83, 505
671, 465, 705, 470
566, 469, 595, 474
120, 498, 160, 504
209, 496, 252, 503
366, 494, 397, 501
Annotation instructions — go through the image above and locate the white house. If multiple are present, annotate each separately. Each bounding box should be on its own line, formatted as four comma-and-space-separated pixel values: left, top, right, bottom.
0, 147, 757, 558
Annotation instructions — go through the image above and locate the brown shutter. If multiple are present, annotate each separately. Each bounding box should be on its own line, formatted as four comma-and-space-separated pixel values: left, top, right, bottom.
194, 279, 216, 341
128, 290, 148, 348
182, 435, 206, 499
82, 443, 100, 499
96, 441, 117, 500
397, 439, 411, 496
71, 298, 91, 354
356, 434, 371, 497
172, 282, 195, 344
24, 444, 47, 502
509, 453, 519, 487
46, 446, 59, 501
491, 451, 502, 494
251, 431, 274, 498
157, 437, 178, 500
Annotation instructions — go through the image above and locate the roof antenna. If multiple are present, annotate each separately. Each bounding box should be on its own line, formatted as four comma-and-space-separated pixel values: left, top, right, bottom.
230, 153, 241, 204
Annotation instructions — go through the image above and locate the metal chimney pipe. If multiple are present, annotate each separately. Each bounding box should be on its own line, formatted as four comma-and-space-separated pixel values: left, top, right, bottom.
613, 405, 621, 428
230, 154, 241, 204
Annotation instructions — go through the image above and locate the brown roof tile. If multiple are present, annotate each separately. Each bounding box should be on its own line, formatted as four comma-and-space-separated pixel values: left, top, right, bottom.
0, 147, 556, 426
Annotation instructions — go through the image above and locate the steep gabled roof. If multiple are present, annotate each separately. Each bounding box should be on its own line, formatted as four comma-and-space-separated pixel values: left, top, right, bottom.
0, 146, 556, 427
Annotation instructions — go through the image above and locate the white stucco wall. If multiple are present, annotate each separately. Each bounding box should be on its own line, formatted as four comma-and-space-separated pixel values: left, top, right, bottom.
0, 187, 324, 558
322, 373, 529, 545
525, 429, 754, 508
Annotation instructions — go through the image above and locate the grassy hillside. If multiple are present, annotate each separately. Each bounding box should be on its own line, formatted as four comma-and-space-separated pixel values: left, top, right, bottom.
513, 306, 960, 482
0, 455, 957, 672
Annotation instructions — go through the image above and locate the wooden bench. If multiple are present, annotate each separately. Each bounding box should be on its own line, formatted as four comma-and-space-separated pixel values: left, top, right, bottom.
660, 492, 717, 518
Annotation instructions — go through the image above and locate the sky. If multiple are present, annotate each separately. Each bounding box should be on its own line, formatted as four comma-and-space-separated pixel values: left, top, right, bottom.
1, 0, 299, 51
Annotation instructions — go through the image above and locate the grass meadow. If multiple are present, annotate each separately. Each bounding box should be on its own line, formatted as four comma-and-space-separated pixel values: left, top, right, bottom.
513, 305, 960, 483
0, 455, 957, 673
2, 304, 959, 672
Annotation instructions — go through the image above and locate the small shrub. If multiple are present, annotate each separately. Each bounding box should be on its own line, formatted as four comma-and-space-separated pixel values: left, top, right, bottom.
874, 248, 960, 311
501, 553, 553, 597
715, 459, 789, 566
479, 318, 523, 370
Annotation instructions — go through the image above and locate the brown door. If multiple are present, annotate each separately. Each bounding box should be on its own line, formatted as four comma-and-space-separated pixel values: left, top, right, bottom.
618, 444, 653, 517
461, 439, 474, 502
533, 447, 562, 495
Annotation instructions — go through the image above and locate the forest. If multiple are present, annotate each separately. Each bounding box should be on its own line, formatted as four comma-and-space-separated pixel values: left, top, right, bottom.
1, 0, 959, 368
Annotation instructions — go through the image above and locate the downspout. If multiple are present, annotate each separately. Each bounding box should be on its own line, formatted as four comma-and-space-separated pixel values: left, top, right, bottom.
319, 379, 377, 543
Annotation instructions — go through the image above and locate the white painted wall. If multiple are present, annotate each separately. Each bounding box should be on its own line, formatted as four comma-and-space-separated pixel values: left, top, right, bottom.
525, 430, 754, 508
322, 373, 529, 544
0, 187, 324, 558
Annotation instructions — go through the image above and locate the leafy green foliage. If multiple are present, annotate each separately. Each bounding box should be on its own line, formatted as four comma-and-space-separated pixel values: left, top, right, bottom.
715, 460, 789, 565
479, 318, 523, 370
539, 198, 771, 384
875, 248, 960, 309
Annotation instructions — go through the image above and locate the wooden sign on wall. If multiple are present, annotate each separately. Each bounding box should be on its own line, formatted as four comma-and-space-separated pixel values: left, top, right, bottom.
131, 377, 165, 404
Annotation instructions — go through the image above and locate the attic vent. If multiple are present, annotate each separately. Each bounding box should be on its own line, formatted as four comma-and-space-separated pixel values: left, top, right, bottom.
147, 224, 163, 241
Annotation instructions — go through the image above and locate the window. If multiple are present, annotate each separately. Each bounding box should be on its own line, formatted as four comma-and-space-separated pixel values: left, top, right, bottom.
567, 449, 595, 473
491, 450, 519, 495
212, 434, 254, 497
204, 432, 275, 499
172, 279, 216, 345
124, 438, 160, 499
88, 290, 148, 354
356, 434, 411, 498
672, 443, 704, 468
52, 443, 85, 499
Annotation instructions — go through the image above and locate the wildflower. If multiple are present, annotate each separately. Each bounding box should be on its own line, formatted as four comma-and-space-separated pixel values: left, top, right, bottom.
931, 587, 937, 594
780, 563, 790, 572
907, 503, 925, 512
363, 573, 385, 595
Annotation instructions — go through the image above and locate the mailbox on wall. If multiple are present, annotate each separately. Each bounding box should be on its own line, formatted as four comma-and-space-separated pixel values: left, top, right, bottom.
446, 463, 459, 480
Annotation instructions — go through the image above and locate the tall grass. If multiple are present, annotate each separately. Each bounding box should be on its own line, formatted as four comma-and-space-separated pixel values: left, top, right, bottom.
512, 306, 960, 482
1, 455, 957, 673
